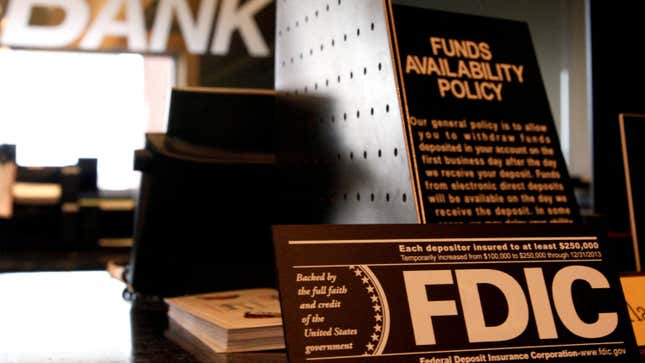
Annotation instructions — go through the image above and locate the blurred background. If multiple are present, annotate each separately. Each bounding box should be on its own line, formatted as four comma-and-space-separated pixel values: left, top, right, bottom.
0, 0, 642, 272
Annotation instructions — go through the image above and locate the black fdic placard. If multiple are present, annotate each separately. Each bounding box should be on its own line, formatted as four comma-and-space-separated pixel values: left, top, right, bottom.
273, 224, 637, 363
388, 4, 580, 223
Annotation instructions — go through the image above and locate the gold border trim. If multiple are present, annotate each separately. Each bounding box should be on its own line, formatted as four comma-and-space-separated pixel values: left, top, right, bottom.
619, 113, 643, 271
383, 0, 424, 223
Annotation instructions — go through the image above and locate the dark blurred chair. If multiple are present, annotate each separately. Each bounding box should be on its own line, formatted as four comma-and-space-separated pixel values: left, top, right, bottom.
127, 88, 280, 298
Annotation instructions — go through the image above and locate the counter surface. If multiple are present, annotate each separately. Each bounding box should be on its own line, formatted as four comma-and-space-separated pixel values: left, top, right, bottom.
0, 270, 642, 362
0, 270, 286, 363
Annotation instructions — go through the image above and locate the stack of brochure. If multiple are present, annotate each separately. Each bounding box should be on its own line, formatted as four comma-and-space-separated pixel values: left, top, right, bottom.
165, 288, 284, 353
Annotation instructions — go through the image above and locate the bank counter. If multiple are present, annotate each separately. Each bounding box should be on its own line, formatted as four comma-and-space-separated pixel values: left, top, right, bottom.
0, 271, 642, 362
0, 271, 285, 363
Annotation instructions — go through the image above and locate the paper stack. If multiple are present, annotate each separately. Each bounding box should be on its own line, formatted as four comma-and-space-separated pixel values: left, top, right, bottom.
165, 288, 284, 353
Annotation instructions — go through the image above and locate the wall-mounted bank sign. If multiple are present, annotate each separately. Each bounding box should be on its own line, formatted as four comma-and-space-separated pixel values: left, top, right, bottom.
0, 0, 274, 56
273, 224, 638, 362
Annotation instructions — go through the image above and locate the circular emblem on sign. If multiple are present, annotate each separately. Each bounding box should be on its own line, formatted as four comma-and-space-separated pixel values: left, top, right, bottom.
349, 265, 390, 355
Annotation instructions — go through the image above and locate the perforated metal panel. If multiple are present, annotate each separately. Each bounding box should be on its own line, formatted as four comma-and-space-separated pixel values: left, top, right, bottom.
275, 0, 417, 224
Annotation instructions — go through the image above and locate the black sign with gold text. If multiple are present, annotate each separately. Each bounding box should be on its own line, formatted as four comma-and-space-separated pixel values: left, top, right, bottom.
273, 224, 637, 362
388, 5, 579, 223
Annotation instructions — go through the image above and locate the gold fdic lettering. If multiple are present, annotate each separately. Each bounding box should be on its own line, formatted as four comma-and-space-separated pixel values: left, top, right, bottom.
428, 36, 492, 60
407, 36, 527, 103
437, 78, 502, 101
469, 61, 484, 79
512, 65, 524, 83
439, 58, 457, 78
406, 56, 523, 83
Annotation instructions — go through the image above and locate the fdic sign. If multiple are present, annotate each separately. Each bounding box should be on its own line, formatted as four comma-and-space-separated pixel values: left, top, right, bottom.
0, 0, 273, 56
272, 224, 638, 362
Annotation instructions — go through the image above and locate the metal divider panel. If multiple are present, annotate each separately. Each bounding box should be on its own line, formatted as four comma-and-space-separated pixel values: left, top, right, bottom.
275, 0, 417, 224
